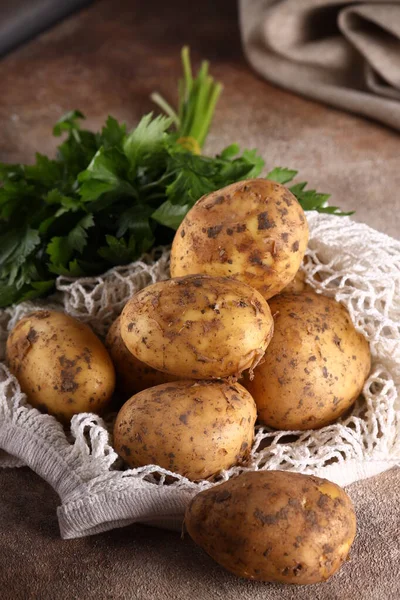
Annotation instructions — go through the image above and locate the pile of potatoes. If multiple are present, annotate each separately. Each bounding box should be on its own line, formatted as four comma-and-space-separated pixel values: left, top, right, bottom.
6, 179, 371, 585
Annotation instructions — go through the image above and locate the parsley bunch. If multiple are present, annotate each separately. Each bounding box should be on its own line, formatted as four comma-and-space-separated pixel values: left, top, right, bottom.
0, 47, 351, 308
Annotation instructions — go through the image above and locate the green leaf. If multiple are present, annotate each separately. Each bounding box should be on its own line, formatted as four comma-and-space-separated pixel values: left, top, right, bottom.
53, 110, 85, 136
123, 113, 172, 171
288, 181, 342, 213
0, 231, 22, 269
316, 206, 355, 216
49, 259, 85, 277
152, 200, 190, 229
266, 167, 298, 184
166, 166, 215, 206
240, 149, 265, 178
68, 214, 95, 253
289, 182, 307, 195
165, 151, 216, 206
216, 154, 263, 184
0, 282, 21, 307
0, 278, 55, 308
219, 143, 240, 160
98, 235, 137, 265
0, 180, 37, 220
116, 205, 154, 253
19, 280, 55, 302
24, 153, 63, 187
45, 189, 65, 205
296, 190, 331, 210
78, 146, 135, 203
45, 190, 83, 215
0, 162, 25, 182
79, 146, 128, 185
46, 236, 73, 268
56, 128, 99, 180
79, 180, 118, 203
38, 216, 56, 235
101, 116, 127, 149
0, 228, 40, 274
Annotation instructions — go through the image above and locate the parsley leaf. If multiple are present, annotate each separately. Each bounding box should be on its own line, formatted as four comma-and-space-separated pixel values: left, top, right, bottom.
0, 228, 40, 282
53, 110, 85, 136
152, 201, 192, 229
68, 214, 95, 253
123, 113, 172, 172
101, 116, 127, 150
98, 235, 137, 265
267, 167, 298, 184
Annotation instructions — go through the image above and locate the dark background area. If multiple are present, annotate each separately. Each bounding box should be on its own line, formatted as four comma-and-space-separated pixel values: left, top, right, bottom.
0, 0, 93, 57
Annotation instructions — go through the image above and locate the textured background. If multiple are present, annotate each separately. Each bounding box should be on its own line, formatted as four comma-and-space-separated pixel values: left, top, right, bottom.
0, 1, 399, 598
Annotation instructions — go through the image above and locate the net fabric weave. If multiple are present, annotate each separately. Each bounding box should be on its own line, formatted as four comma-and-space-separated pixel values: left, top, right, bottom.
0, 212, 399, 538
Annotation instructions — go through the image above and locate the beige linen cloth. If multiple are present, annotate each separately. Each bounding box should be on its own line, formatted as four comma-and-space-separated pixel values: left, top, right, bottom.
240, 0, 400, 130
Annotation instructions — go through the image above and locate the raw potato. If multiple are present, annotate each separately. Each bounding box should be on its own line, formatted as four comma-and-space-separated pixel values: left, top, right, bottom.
245, 292, 371, 430
6, 310, 115, 422
113, 380, 257, 481
185, 470, 357, 584
170, 179, 309, 300
106, 317, 180, 396
280, 268, 311, 294
120, 274, 274, 380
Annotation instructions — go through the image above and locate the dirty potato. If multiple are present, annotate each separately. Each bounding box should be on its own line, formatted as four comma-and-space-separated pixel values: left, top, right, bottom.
6, 310, 115, 422
120, 274, 274, 380
280, 268, 311, 294
106, 317, 180, 396
170, 179, 309, 300
245, 292, 371, 430
185, 470, 357, 584
113, 380, 257, 481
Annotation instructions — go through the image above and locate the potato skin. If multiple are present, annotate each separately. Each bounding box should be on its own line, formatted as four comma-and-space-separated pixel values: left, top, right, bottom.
6, 310, 115, 422
171, 179, 309, 300
106, 317, 180, 396
280, 268, 311, 294
185, 471, 356, 584
113, 380, 257, 481
120, 274, 274, 380
245, 292, 371, 430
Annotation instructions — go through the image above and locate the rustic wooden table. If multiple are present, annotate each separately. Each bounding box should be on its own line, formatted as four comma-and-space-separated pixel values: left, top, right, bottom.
0, 2, 399, 599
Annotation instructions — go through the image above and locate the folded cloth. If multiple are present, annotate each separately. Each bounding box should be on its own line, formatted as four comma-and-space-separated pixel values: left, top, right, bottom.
239, 0, 400, 130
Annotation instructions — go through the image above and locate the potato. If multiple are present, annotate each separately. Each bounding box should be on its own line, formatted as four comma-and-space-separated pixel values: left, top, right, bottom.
105, 317, 180, 396
120, 274, 274, 380
185, 470, 356, 584
170, 179, 309, 300
280, 268, 311, 294
6, 310, 115, 422
245, 291, 371, 430
113, 380, 256, 481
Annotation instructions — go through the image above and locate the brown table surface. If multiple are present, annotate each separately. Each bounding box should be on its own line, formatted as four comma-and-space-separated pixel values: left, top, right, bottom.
0, 1, 399, 599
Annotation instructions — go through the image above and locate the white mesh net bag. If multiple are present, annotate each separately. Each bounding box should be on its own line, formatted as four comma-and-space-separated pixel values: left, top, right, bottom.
0, 212, 399, 539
